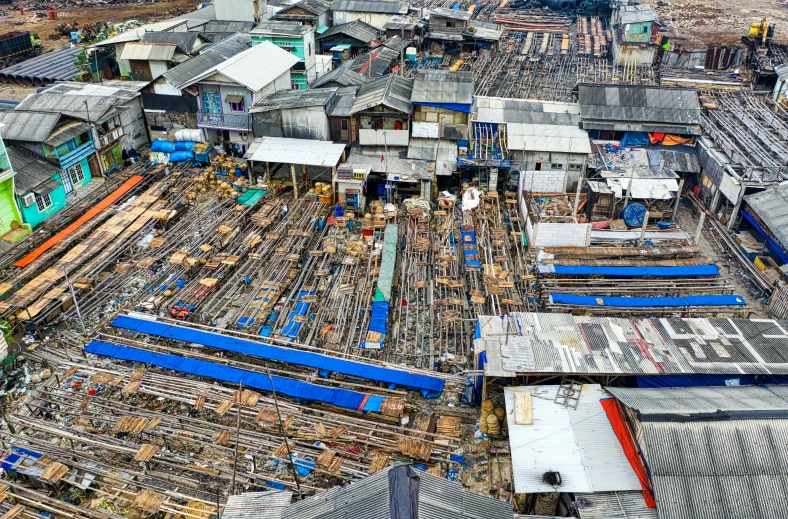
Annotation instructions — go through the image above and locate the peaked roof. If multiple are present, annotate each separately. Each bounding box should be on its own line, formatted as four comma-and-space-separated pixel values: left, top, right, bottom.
141, 31, 205, 54
16, 94, 119, 124
164, 34, 252, 89
411, 70, 473, 105
0, 110, 63, 143
251, 21, 313, 37
179, 41, 298, 91
350, 74, 412, 114
315, 19, 380, 44
745, 183, 788, 250
311, 61, 367, 88
278, 0, 330, 15
119, 43, 177, 61
7, 145, 61, 195
252, 87, 337, 112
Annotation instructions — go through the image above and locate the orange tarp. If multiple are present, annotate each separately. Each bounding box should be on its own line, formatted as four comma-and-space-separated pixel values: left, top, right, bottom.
600, 398, 657, 508
662, 134, 695, 146
14, 175, 145, 268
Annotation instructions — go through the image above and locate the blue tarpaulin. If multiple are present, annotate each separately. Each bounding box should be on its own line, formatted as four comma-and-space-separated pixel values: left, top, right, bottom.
550, 294, 746, 307
551, 264, 719, 277
111, 315, 444, 394
369, 301, 389, 335
741, 209, 788, 264
619, 132, 649, 147
85, 341, 386, 412
412, 102, 472, 113
636, 374, 788, 388
281, 290, 315, 339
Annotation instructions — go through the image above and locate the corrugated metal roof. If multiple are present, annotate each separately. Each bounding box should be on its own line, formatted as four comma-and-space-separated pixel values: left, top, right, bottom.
507, 123, 591, 154
16, 93, 118, 123
223, 491, 293, 519
327, 85, 359, 117
164, 34, 252, 89
180, 41, 299, 91
745, 183, 788, 251
316, 20, 380, 44
411, 70, 473, 105
200, 20, 254, 33
383, 15, 420, 30
332, 0, 408, 14
576, 492, 657, 519
45, 121, 92, 147
246, 136, 345, 166
430, 7, 472, 20
504, 385, 642, 494
381, 35, 410, 53
278, 0, 330, 16
0, 110, 61, 143
7, 145, 60, 195
347, 150, 433, 179
348, 46, 399, 77
578, 84, 701, 134
251, 21, 312, 37
608, 385, 788, 415
466, 21, 503, 41
619, 5, 657, 24
252, 87, 337, 112
92, 19, 189, 46
311, 62, 367, 88
474, 96, 581, 125
281, 464, 512, 519
350, 74, 412, 114
120, 43, 177, 61
479, 313, 788, 376
141, 31, 204, 54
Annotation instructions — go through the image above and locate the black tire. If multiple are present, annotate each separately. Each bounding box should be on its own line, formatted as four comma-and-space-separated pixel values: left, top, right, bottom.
34, 47, 43, 55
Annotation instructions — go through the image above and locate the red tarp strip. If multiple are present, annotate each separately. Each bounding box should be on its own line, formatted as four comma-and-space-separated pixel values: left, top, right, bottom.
14, 175, 145, 268
600, 398, 657, 508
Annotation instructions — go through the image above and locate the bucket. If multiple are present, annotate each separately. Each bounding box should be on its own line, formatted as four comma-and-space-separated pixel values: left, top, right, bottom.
335, 205, 345, 217
362, 228, 373, 238
318, 194, 333, 204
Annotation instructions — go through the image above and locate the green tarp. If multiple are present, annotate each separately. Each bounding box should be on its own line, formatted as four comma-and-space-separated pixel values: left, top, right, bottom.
375, 223, 398, 302
237, 189, 267, 206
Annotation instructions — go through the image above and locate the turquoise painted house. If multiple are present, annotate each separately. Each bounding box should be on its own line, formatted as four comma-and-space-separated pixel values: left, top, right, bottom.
250, 21, 317, 89
0, 110, 94, 229
0, 130, 30, 243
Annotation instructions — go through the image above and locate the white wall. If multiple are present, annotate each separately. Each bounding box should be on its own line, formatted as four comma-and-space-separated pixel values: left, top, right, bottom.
530, 222, 591, 248
215, 0, 266, 22
148, 60, 169, 81
333, 11, 395, 29
359, 129, 409, 146
153, 78, 183, 96
281, 106, 331, 140
520, 170, 567, 193
118, 97, 150, 151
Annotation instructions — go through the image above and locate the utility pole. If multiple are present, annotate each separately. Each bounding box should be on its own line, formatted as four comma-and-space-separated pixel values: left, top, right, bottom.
84, 99, 106, 176
231, 381, 242, 494
266, 368, 301, 497
62, 265, 87, 336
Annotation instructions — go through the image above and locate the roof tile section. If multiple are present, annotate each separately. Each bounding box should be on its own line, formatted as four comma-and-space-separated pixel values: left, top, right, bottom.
612, 386, 788, 519
251, 21, 313, 37
7, 145, 61, 195
164, 34, 252, 89
0, 110, 61, 143
253, 88, 337, 112
411, 70, 473, 105
332, 0, 409, 14
504, 385, 642, 494
350, 74, 412, 114
578, 84, 701, 134
311, 62, 367, 88
475, 97, 581, 125
316, 20, 380, 44
478, 313, 788, 376
222, 491, 293, 519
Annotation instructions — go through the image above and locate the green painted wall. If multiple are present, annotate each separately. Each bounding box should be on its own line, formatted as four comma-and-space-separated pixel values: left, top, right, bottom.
18, 156, 92, 229
0, 135, 27, 239
251, 35, 305, 59
623, 21, 653, 43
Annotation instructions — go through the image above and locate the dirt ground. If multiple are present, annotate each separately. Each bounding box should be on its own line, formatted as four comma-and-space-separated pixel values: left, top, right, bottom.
0, 0, 197, 50
675, 201, 771, 318
640, 0, 788, 48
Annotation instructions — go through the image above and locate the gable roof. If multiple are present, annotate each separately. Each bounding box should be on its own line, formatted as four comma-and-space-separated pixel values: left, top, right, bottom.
179, 41, 298, 91
316, 19, 380, 44
332, 0, 408, 15
92, 19, 189, 46
16, 94, 119, 124
380, 35, 410, 53
350, 74, 412, 114
411, 70, 473, 105
0, 110, 62, 143
347, 46, 399, 77
119, 43, 177, 61
252, 87, 337, 112
475, 97, 581, 125
199, 20, 254, 33
578, 84, 701, 134
7, 145, 61, 196
430, 7, 472, 20
311, 61, 367, 88
141, 31, 205, 54
251, 21, 312, 37
277, 0, 330, 16
281, 464, 512, 519
164, 34, 252, 89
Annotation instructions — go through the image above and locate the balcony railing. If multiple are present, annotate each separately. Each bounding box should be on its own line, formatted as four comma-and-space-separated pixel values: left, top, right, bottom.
197, 111, 252, 131
98, 127, 124, 148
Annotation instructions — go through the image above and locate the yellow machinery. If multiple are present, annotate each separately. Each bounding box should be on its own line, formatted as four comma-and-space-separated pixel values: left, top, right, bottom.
743, 18, 776, 51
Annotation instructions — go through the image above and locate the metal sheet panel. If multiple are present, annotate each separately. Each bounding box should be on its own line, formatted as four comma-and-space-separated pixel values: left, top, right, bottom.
247, 136, 346, 166
504, 385, 641, 494
576, 492, 657, 519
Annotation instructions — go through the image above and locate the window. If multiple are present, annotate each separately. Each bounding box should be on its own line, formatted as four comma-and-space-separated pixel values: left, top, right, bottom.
35, 193, 52, 212
308, 43, 312, 56
550, 163, 564, 170
534, 162, 543, 171
68, 163, 85, 185
568, 164, 582, 171
341, 119, 348, 130
230, 99, 245, 112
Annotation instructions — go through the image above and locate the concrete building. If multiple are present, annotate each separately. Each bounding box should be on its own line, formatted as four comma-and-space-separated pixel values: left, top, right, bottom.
0, 131, 29, 243
177, 42, 298, 150
215, 0, 266, 23
612, 4, 659, 65
350, 74, 412, 148
331, 0, 409, 30
250, 21, 317, 88
251, 88, 337, 140
273, 0, 330, 28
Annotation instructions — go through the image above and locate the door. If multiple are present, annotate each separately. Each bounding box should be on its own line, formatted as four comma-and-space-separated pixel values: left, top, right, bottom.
61, 169, 73, 194
340, 119, 349, 141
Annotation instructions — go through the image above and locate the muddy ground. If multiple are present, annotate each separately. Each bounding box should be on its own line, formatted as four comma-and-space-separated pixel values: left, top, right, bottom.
641, 0, 788, 48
